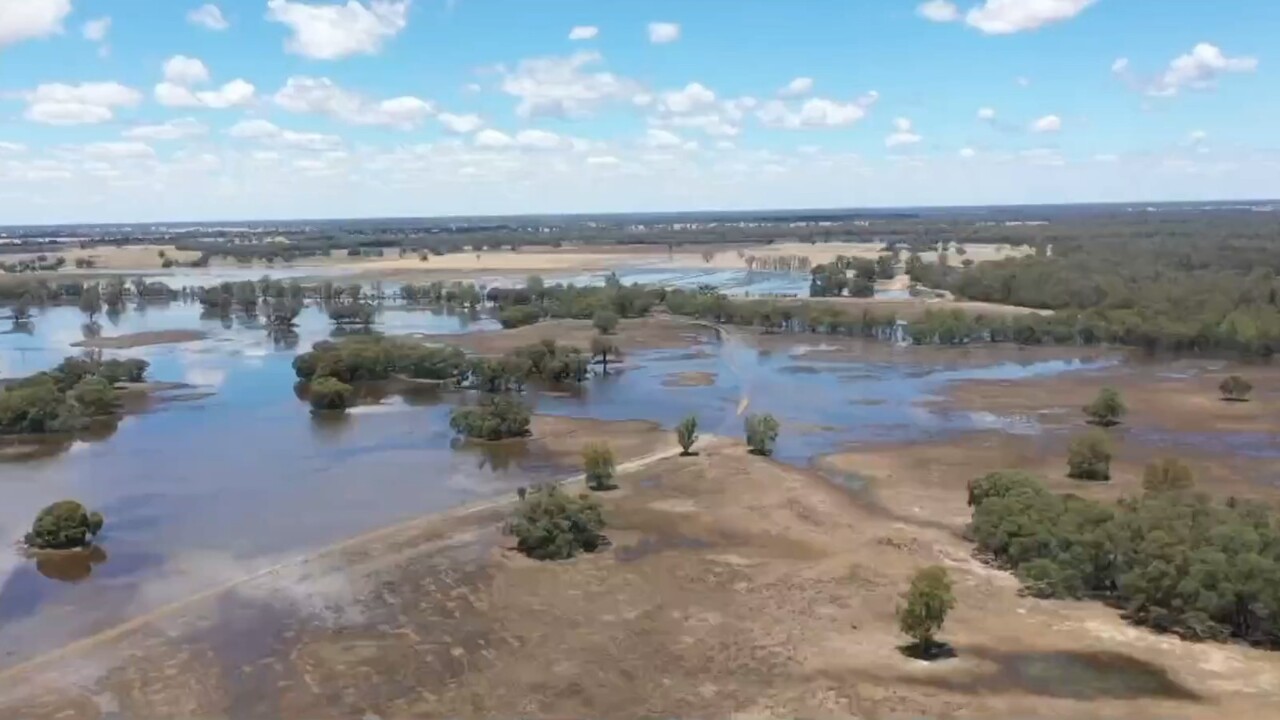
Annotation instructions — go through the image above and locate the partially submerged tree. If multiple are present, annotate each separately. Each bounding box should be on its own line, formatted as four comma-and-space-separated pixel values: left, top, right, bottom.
25, 500, 105, 550
309, 376, 354, 413
78, 284, 102, 322
1219, 375, 1253, 402
583, 442, 617, 491
69, 377, 119, 417
744, 413, 780, 456
897, 566, 955, 659
676, 414, 699, 456
1083, 387, 1126, 427
590, 335, 620, 374
507, 484, 605, 561
449, 396, 532, 440
1067, 429, 1113, 481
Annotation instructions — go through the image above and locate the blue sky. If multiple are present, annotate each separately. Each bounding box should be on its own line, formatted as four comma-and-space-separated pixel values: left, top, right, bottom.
0, 0, 1276, 223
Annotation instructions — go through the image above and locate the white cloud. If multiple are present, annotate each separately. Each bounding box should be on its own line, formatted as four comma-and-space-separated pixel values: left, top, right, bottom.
156, 57, 255, 110
959, 147, 977, 159
438, 112, 483, 134
643, 129, 684, 149
123, 118, 209, 141
499, 51, 640, 119
964, 0, 1096, 35
1092, 153, 1118, 163
227, 119, 343, 151
917, 1, 959, 22
1187, 129, 1208, 146
474, 128, 574, 150
23, 82, 142, 125
757, 95, 875, 130
778, 77, 814, 98
266, 0, 409, 60
654, 113, 740, 138
188, 4, 229, 31
568, 25, 598, 41
885, 117, 923, 147
0, 0, 71, 48
647, 22, 680, 44
660, 82, 717, 114
1148, 43, 1258, 97
474, 129, 514, 149
977, 106, 996, 121
1015, 76, 1031, 87
163, 55, 212, 85
0, 142, 27, 153
1021, 147, 1065, 166
274, 76, 435, 128
1030, 114, 1062, 133
76, 141, 155, 160
1111, 57, 1129, 74
587, 155, 620, 166
81, 17, 110, 42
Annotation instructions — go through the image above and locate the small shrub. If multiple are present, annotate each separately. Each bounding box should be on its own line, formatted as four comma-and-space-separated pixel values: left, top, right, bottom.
25, 500, 105, 550
1219, 375, 1253, 402
309, 377, 354, 412
744, 413, 780, 456
583, 442, 617, 491
1142, 458, 1194, 494
508, 484, 605, 560
676, 415, 698, 455
1067, 430, 1112, 481
897, 566, 955, 657
1083, 387, 1126, 427
592, 309, 619, 334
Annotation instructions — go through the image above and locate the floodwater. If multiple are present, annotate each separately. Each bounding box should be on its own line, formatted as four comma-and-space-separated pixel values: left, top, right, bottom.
0, 293, 1120, 666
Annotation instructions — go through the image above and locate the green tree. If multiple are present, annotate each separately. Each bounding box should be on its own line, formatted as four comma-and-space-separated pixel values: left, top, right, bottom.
897, 566, 955, 657
69, 377, 119, 417
309, 376, 354, 412
1142, 458, 1194, 494
1219, 375, 1253, 401
25, 500, 105, 550
499, 305, 542, 329
676, 415, 699, 456
508, 484, 605, 560
1084, 387, 1126, 427
1068, 430, 1113, 481
78, 284, 102, 321
592, 309, 619, 335
590, 335, 619, 374
526, 274, 546, 303
744, 413, 780, 456
449, 396, 532, 440
0, 376, 82, 434
583, 442, 617, 491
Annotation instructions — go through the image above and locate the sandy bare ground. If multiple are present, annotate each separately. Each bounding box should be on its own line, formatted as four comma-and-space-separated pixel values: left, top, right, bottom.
12, 245, 203, 271
71, 330, 208, 349
412, 316, 716, 355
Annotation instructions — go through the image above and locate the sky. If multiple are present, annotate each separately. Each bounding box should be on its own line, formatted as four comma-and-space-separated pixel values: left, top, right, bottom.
0, 0, 1277, 223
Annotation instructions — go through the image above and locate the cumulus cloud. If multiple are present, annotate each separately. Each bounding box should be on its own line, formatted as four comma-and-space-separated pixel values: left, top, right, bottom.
266, 0, 409, 60
757, 94, 876, 130
965, 0, 1096, 34
227, 119, 343, 151
123, 118, 209, 141
778, 77, 814, 98
155, 55, 254, 109
274, 76, 435, 128
1147, 43, 1258, 97
1111, 57, 1129, 74
568, 25, 598, 40
977, 106, 996, 121
659, 82, 717, 114
498, 51, 640, 119
885, 117, 923, 147
75, 141, 155, 160
643, 128, 685, 149
81, 16, 110, 41
162, 55, 212, 85
188, 4, 230, 31
474, 128, 575, 151
0, 0, 71, 48
959, 147, 977, 159
1030, 114, 1062, 133
916, 1, 959, 22
438, 112, 483, 134
648, 22, 680, 44
23, 82, 142, 125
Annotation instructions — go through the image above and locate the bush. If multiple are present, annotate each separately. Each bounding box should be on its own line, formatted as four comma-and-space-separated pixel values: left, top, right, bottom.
293, 336, 467, 383
98, 358, 149, 384
449, 396, 532, 440
25, 500, 104, 550
744, 413, 780, 456
0, 376, 81, 434
1067, 430, 1112, 481
309, 377, 354, 412
69, 377, 119, 417
499, 305, 542, 329
676, 415, 698, 455
583, 442, 616, 491
507, 484, 605, 560
592, 309, 619, 334
1219, 375, 1253, 401
897, 566, 955, 654
1083, 387, 1126, 426
1142, 458, 1194, 494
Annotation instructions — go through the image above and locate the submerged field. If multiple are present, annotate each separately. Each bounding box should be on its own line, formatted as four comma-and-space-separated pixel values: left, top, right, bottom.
0, 270, 1278, 717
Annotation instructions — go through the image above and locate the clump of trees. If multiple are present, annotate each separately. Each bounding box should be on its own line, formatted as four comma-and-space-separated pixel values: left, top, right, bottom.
1219, 375, 1253, 402
676, 415, 698, 455
969, 466, 1280, 646
583, 442, 617, 490
510, 339, 591, 383
25, 500, 105, 550
327, 302, 377, 326
744, 413, 780, 456
897, 566, 956, 659
499, 305, 542, 329
507, 484, 606, 560
809, 255, 876, 298
309, 377, 354, 413
449, 396, 532, 440
1066, 430, 1112, 481
293, 336, 468, 383
0, 355, 147, 435
1084, 387, 1126, 427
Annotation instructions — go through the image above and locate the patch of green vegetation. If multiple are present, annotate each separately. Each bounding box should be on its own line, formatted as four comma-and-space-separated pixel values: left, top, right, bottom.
0, 355, 146, 435
293, 336, 467, 383
449, 396, 532, 440
309, 377, 355, 412
507, 484, 606, 561
583, 442, 616, 491
25, 500, 105, 550
745, 413, 780, 456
